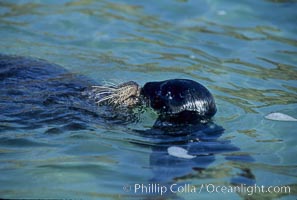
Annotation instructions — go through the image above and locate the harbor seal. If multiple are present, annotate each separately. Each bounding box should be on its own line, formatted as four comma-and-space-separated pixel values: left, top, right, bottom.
0, 54, 217, 129
91, 79, 216, 125
0, 54, 255, 187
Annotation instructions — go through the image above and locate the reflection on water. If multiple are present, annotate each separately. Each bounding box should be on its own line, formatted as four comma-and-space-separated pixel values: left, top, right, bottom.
0, 0, 297, 199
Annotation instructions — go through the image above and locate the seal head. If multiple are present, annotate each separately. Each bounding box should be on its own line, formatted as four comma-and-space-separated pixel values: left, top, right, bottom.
141, 79, 216, 124
90, 79, 216, 125
91, 81, 141, 108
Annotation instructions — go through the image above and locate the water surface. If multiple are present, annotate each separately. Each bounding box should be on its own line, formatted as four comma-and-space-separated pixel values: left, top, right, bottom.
0, 0, 297, 199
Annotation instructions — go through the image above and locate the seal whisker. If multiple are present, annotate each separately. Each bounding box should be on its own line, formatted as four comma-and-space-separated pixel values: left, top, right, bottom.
102, 80, 120, 87
96, 94, 117, 104
92, 81, 141, 108
92, 86, 117, 91
94, 91, 114, 95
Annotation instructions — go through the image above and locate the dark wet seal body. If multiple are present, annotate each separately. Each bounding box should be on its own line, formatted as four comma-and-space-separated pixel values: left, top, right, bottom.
0, 54, 217, 128
0, 55, 97, 132
0, 54, 139, 132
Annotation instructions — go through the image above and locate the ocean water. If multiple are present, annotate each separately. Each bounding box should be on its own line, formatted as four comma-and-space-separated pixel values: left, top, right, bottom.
0, 0, 296, 199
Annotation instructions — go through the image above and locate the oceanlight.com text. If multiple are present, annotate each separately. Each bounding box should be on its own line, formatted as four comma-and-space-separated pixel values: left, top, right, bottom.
122, 183, 291, 196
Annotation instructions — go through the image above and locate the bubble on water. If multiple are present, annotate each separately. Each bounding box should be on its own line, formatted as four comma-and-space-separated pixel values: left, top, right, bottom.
189, 55, 196, 59
167, 146, 196, 159
217, 10, 227, 16
265, 112, 297, 122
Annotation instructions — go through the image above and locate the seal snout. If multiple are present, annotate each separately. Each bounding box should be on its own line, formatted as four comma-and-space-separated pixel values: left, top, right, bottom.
91, 81, 141, 108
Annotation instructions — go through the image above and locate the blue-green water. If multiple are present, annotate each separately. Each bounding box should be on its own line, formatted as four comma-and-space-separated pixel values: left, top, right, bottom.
0, 0, 297, 199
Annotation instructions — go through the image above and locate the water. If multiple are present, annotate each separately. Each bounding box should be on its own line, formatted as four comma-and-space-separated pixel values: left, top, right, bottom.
0, 0, 297, 199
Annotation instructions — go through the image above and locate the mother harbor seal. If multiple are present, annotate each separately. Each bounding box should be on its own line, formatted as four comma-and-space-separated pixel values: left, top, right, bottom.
0, 55, 255, 187
0, 54, 216, 129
